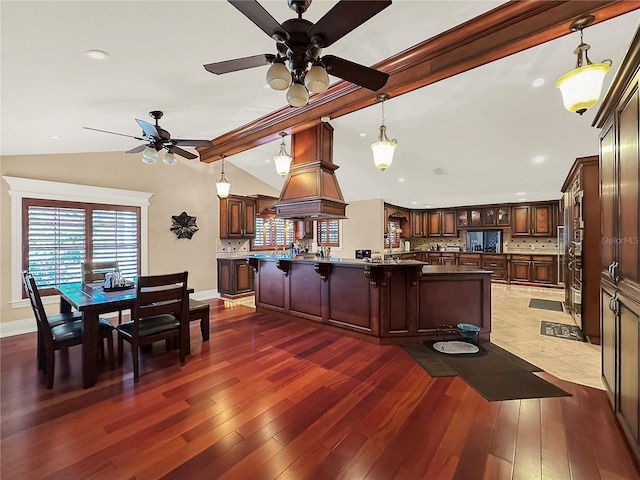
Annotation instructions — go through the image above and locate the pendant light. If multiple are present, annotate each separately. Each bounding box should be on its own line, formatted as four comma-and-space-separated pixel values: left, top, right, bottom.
215, 154, 231, 198
371, 94, 397, 171
273, 132, 292, 177
556, 15, 612, 115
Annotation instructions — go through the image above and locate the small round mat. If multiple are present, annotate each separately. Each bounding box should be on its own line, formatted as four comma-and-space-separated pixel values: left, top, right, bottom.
432, 341, 479, 355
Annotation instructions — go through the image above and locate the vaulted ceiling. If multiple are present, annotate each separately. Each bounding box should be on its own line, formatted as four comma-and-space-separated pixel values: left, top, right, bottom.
2, 1, 639, 208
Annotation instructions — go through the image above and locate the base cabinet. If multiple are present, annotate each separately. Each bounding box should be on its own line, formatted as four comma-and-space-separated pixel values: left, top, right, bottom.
217, 258, 254, 296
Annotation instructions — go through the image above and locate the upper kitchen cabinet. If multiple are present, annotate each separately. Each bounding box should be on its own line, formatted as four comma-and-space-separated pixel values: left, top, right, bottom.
497, 207, 510, 226
428, 210, 457, 237
457, 206, 508, 228
219, 195, 256, 238
511, 202, 558, 237
410, 210, 426, 237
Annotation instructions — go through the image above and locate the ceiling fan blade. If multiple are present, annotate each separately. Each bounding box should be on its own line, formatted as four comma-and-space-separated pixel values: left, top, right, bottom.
322, 55, 389, 91
83, 126, 145, 141
167, 146, 197, 160
204, 54, 274, 74
308, 0, 392, 48
135, 119, 160, 139
172, 139, 214, 148
228, 0, 288, 41
126, 144, 148, 154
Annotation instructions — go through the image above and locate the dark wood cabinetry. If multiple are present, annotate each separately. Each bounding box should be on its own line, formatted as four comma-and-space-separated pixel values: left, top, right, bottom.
410, 210, 426, 237
219, 195, 256, 238
427, 210, 456, 237
593, 27, 640, 465
458, 253, 481, 267
427, 252, 456, 265
512, 202, 557, 237
561, 156, 600, 343
295, 220, 314, 240
509, 254, 557, 284
217, 258, 254, 297
457, 206, 510, 228
482, 254, 507, 281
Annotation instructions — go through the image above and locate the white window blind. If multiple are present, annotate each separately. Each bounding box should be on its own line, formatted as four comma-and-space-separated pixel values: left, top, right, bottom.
92, 209, 139, 280
317, 220, 340, 247
386, 219, 401, 248
252, 218, 294, 250
27, 205, 86, 287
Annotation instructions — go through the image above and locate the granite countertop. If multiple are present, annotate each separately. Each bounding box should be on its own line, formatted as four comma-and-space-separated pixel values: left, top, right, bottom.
246, 253, 426, 267
421, 265, 492, 275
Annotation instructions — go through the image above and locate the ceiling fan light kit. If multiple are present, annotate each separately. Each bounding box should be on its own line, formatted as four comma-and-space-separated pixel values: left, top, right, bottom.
142, 146, 158, 164
371, 94, 397, 171
556, 15, 612, 115
204, 0, 392, 107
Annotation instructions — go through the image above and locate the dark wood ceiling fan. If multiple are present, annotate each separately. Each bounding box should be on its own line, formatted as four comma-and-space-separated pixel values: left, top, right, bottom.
84, 111, 213, 160
203, 0, 392, 105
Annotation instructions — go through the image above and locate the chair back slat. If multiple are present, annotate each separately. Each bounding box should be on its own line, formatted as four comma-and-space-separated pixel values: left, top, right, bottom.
22, 271, 54, 344
132, 272, 188, 328
82, 261, 119, 284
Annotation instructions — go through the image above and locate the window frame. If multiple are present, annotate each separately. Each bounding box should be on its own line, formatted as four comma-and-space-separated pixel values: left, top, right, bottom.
4, 176, 152, 309
316, 219, 341, 247
22, 198, 141, 297
251, 217, 296, 251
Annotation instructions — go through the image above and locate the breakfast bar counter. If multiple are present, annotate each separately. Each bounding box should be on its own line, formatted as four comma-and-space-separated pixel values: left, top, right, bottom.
246, 255, 491, 345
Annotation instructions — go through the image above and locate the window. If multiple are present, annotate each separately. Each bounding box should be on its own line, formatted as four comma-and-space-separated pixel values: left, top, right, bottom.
23, 198, 140, 296
4, 175, 152, 307
316, 220, 340, 247
252, 217, 295, 251
386, 218, 401, 248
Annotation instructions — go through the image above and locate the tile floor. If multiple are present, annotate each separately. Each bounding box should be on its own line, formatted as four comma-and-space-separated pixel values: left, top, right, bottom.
223, 284, 604, 390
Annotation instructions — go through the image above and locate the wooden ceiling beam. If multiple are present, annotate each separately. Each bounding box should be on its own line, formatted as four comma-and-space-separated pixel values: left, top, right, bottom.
199, 0, 639, 162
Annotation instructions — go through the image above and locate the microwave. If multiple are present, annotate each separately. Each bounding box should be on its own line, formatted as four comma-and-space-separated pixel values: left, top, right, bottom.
355, 249, 372, 259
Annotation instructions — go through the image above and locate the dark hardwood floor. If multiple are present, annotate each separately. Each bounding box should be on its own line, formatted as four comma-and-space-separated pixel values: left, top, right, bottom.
1, 299, 638, 480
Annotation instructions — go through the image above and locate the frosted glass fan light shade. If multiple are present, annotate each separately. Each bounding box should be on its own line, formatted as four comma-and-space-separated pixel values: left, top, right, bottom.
216, 179, 231, 198
142, 146, 158, 164
556, 63, 610, 115
287, 83, 309, 107
274, 154, 292, 177
371, 140, 397, 171
266, 62, 291, 91
304, 65, 329, 93
163, 152, 177, 166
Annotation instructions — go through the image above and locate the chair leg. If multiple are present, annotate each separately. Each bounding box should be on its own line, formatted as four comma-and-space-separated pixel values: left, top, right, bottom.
132, 343, 139, 382
201, 312, 210, 341
118, 310, 123, 325
105, 333, 115, 371
118, 335, 124, 365
179, 333, 186, 366
45, 349, 55, 389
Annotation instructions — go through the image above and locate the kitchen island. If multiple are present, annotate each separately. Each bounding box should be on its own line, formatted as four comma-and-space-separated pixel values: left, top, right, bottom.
246, 255, 491, 345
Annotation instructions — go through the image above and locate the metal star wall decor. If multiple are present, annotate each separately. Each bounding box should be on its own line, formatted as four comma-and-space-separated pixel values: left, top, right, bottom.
170, 211, 199, 239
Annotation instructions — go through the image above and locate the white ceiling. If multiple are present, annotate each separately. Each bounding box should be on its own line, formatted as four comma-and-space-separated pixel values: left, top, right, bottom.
2, 1, 639, 209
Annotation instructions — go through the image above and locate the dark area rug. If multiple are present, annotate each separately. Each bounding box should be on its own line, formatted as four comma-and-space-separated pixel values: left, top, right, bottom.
540, 321, 587, 342
403, 341, 571, 402
529, 298, 564, 312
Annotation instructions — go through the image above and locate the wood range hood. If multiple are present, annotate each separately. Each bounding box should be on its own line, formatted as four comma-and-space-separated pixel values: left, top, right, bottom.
275, 123, 348, 220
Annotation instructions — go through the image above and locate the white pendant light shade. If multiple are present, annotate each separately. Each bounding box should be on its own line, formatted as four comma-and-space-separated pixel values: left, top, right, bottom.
304, 65, 329, 93
215, 155, 231, 198
163, 151, 177, 166
556, 63, 610, 115
266, 62, 291, 91
141, 146, 158, 164
287, 82, 309, 107
273, 132, 292, 177
371, 134, 397, 171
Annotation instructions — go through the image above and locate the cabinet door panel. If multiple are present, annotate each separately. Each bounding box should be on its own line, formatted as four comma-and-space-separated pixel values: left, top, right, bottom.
511, 261, 530, 282
531, 204, 554, 236
618, 292, 640, 449
244, 201, 256, 236
457, 210, 469, 228
618, 89, 639, 286
512, 206, 530, 236
428, 211, 441, 237
531, 261, 555, 284
411, 211, 425, 237
218, 261, 232, 294
235, 262, 252, 292
228, 199, 243, 236
600, 122, 616, 276
442, 211, 457, 236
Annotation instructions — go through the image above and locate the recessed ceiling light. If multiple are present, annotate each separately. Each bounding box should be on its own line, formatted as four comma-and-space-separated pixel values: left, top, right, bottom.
532, 78, 545, 87
410, 201, 418, 205
398, 178, 405, 182
516, 192, 526, 196
359, 132, 366, 137
49, 135, 61, 140
84, 50, 109, 60
424, 204, 432, 208
518, 198, 528, 202
533, 155, 545, 163
264, 158, 271, 163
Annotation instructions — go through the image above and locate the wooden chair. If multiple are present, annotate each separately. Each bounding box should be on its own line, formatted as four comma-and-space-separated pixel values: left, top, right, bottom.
187, 299, 210, 354
23, 272, 115, 388
116, 271, 188, 382
81, 260, 125, 324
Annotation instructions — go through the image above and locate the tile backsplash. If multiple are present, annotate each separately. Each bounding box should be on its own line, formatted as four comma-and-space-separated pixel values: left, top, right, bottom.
410, 230, 558, 253
216, 238, 313, 253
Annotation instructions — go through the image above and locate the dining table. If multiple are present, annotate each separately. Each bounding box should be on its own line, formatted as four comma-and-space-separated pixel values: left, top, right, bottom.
56, 281, 192, 388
